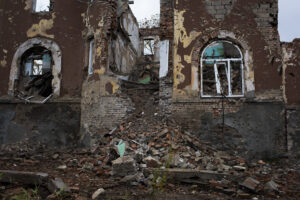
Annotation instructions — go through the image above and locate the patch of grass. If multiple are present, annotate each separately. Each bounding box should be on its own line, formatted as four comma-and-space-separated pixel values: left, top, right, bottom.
10, 186, 41, 200
150, 150, 174, 193
54, 188, 69, 200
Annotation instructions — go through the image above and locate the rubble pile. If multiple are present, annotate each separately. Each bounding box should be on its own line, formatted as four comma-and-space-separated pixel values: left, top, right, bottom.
0, 89, 299, 199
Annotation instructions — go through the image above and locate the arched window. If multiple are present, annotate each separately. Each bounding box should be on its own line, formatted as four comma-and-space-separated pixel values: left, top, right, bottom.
9, 38, 62, 98
201, 41, 244, 97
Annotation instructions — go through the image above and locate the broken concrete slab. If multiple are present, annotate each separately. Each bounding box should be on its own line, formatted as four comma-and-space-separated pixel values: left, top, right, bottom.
112, 156, 137, 177
143, 156, 161, 168
264, 180, 279, 193
240, 177, 260, 192
0, 170, 70, 195
0, 170, 49, 185
47, 178, 70, 193
148, 168, 238, 183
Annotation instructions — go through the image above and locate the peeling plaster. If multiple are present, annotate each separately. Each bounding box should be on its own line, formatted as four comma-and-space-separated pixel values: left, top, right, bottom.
174, 9, 201, 96
24, 0, 33, 11
282, 46, 293, 103
0, 49, 8, 67
26, 13, 56, 38
95, 68, 105, 75
109, 80, 119, 94
173, 7, 256, 99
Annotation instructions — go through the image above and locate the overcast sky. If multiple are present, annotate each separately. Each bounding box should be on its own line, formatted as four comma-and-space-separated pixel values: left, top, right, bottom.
130, 0, 300, 42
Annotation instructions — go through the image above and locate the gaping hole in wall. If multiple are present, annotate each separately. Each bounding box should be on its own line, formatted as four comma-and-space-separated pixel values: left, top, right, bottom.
18, 46, 53, 97
88, 39, 94, 75
143, 39, 155, 56
201, 41, 244, 97
33, 0, 52, 12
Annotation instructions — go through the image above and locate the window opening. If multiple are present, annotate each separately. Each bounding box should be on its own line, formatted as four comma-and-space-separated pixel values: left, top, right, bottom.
34, 0, 51, 12
144, 39, 154, 55
19, 46, 53, 97
88, 39, 94, 75
201, 41, 244, 98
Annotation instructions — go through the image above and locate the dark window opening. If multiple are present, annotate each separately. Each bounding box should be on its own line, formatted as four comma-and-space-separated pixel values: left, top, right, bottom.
19, 46, 53, 97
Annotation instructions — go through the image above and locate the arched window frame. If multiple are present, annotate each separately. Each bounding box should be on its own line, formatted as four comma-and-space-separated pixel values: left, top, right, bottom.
9, 38, 62, 97
200, 40, 245, 98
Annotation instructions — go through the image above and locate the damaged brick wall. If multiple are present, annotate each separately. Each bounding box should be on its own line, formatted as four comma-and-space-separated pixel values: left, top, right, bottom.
282, 39, 300, 106
282, 39, 300, 156
159, 0, 174, 114
0, 0, 87, 98
168, 0, 285, 159
80, 0, 138, 145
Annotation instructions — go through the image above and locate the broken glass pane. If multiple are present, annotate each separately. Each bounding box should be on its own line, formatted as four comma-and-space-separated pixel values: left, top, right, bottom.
203, 41, 241, 59
24, 59, 33, 76
33, 60, 43, 75
35, 0, 50, 12
216, 63, 229, 96
42, 54, 51, 74
231, 61, 243, 95
202, 61, 216, 95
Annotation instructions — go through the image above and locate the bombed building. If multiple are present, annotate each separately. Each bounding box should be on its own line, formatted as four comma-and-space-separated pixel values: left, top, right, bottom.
0, 0, 299, 160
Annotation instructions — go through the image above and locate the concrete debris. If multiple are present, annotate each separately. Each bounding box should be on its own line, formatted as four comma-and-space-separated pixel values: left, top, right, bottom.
240, 177, 260, 192
112, 156, 137, 177
233, 165, 247, 171
0, 170, 48, 185
264, 180, 280, 192
143, 156, 161, 168
47, 178, 70, 193
92, 188, 105, 199
57, 165, 67, 170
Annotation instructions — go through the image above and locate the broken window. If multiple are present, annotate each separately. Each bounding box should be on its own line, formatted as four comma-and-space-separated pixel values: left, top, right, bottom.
19, 46, 53, 97
33, 0, 51, 12
88, 39, 94, 75
201, 41, 244, 97
143, 39, 155, 55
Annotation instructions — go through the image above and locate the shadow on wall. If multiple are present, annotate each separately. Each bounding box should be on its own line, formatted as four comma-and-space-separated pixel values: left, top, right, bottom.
0, 103, 80, 147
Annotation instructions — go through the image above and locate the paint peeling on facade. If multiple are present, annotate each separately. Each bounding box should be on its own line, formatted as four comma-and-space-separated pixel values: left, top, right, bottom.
26, 13, 56, 38
0, 0, 299, 159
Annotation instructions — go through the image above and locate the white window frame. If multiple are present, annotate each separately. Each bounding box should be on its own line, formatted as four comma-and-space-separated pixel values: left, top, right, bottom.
200, 41, 245, 98
88, 39, 94, 75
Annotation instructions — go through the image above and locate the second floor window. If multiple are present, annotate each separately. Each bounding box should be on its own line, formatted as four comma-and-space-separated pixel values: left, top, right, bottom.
34, 0, 51, 12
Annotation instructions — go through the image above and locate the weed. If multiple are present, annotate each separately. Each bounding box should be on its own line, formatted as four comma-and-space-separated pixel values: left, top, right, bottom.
10, 186, 41, 200
54, 188, 69, 200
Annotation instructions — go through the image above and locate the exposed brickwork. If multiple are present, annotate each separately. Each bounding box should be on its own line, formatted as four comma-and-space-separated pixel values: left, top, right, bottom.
160, 0, 174, 40
205, 0, 236, 20
282, 39, 300, 106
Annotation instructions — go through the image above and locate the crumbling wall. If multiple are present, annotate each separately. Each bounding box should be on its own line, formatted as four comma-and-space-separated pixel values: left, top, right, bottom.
282, 39, 300, 157
110, 8, 140, 74
159, 0, 174, 114
167, 0, 285, 159
80, 1, 138, 145
0, 0, 87, 98
281, 40, 300, 106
